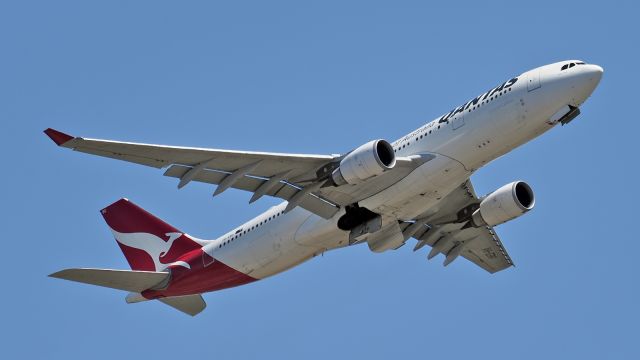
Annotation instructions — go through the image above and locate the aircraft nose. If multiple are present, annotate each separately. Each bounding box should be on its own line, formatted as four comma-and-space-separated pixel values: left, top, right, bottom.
568, 63, 603, 106
586, 64, 604, 84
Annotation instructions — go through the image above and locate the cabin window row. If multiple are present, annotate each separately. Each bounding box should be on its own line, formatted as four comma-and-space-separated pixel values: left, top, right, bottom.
218, 211, 285, 248
397, 86, 515, 149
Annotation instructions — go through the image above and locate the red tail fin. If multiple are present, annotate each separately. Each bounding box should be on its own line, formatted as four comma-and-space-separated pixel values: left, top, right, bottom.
101, 199, 203, 271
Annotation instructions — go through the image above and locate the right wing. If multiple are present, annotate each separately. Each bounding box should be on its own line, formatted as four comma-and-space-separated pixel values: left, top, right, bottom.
44, 128, 341, 218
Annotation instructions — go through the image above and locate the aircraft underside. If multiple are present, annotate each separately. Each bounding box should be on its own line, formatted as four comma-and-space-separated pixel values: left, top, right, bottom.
46, 59, 603, 315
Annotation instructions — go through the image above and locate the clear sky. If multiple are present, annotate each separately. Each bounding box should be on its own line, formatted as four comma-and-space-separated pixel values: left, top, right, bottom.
2, 1, 638, 359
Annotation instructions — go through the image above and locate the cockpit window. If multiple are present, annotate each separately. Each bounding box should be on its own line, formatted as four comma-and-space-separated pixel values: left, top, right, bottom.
562, 62, 586, 71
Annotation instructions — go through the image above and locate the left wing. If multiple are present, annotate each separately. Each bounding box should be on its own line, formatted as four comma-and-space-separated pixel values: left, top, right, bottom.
407, 221, 514, 273
402, 180, 514, 273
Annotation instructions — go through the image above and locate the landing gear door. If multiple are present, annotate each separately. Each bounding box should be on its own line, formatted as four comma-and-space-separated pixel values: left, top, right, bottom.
527, 71, 541, 91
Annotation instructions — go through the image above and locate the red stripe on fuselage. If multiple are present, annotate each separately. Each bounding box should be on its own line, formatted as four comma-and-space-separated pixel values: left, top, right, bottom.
142, 249, 257, 298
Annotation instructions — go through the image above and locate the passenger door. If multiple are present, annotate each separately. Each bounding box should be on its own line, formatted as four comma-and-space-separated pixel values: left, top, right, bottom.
527, 71, 541, 91
451, 113, 465, 130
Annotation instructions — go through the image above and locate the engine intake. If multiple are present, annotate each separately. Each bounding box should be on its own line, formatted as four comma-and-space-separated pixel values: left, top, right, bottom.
331, 139, 396, 186
471, 181, 535, 227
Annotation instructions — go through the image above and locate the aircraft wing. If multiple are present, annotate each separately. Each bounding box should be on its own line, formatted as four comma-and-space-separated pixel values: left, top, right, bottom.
45, 129, 431, 219
405, 180, 514, 273
44, 128, 341, 218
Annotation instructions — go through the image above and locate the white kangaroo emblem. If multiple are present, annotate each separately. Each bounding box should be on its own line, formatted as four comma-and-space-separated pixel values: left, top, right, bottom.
110, 229, 191, 271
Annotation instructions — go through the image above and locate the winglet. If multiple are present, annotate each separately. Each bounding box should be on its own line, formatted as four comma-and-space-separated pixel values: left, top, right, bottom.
44, 128, 74, 146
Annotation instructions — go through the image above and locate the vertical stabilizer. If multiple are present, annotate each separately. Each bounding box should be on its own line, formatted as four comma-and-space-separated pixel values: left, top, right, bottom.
101, 199, 207, 272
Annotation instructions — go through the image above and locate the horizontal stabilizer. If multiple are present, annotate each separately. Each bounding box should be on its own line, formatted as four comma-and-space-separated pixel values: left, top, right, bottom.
49, 268, 169, 292
159, 294, 207, 316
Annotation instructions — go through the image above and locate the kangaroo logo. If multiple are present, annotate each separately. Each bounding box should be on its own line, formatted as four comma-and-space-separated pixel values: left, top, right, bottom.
110, 229, 191, 271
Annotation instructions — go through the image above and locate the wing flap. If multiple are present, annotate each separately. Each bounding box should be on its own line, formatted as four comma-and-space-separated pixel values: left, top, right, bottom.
164, 164, 263, 191
460, 227, 514, 273
408, 180, 515, 273
412, 223, 513, 273
164, 165, 340, 219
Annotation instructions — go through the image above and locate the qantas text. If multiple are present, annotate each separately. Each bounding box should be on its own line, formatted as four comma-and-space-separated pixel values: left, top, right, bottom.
438, 77, 519, 123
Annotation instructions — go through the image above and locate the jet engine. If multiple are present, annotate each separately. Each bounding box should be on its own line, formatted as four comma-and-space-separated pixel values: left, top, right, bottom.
331, 139, 396, 186
470, 181, 535, 227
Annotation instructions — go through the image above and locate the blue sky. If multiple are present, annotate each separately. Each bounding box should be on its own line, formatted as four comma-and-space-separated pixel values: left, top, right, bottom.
2, 1, 638, 358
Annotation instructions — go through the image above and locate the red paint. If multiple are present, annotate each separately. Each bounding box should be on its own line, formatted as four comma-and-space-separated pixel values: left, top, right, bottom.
102, 198, 181, 239
101, 198, 203, 270
116, 242, 157, 272
102, 198, 257, 297
142, 248, 257, 299
44, 128, 74, 146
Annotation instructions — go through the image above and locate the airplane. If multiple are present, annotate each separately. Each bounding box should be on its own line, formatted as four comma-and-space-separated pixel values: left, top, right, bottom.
46, 60, 603, 316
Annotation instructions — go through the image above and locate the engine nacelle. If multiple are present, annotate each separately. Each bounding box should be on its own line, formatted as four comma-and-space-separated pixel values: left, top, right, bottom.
471, 181, 535, 227
331, 139, 396, 186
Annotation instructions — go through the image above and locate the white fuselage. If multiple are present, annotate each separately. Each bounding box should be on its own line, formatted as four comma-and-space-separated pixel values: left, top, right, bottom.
204, 60, 603, 279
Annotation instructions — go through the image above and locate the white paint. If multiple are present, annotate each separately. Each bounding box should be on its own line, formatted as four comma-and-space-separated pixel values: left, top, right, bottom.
204, 60, 602, 279
69, 60, 600, 281
111, 229, 193, 271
